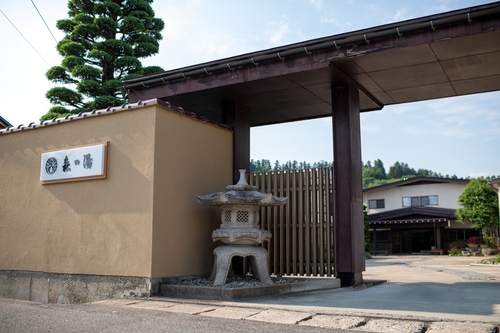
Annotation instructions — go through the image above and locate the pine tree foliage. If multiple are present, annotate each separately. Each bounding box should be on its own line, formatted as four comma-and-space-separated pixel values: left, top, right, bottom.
250, 159, 332, 173
41, 0, 165, 120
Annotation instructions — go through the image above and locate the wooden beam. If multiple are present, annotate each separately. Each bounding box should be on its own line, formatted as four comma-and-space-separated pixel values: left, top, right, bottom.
128, 51, 334, 102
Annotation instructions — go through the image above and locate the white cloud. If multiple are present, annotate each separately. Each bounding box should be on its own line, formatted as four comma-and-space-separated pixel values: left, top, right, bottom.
266, 16, 291, 46
360, 116, 381, 133
307, 0, 323, 9
468, 172, 490, 178
319, 15, 341, 26
146, 2, 253, 69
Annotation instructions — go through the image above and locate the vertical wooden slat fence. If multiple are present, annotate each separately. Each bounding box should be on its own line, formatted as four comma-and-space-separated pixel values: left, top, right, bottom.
250, 168, 335, 277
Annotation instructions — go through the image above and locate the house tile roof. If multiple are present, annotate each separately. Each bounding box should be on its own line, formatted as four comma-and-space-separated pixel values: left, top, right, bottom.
368, 206, 457, 225
363, 176, 468, 193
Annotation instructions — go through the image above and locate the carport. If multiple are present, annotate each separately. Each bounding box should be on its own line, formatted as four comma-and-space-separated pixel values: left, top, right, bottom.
123, 2, 500, 286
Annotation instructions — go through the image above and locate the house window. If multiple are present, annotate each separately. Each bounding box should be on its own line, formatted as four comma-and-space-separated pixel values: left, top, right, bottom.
402, 195, 438, 207
402, 197, 419, 207
420, 195, 438, 205
368, 199, 385, 209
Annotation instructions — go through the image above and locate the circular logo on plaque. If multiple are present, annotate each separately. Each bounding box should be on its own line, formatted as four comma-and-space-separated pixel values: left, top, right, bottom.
45, 157, 58, 175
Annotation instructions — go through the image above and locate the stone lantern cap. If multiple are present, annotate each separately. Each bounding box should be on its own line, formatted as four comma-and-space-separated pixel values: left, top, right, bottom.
195, 169, 287, 207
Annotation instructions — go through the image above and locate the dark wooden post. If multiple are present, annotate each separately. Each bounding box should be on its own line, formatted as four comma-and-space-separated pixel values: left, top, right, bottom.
222, 101, 250, 185
222, 101, 250, 275
331, 84, 365, 287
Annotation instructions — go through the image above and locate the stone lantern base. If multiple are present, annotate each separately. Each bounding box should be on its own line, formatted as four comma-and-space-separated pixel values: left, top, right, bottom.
210, 246, 273, 286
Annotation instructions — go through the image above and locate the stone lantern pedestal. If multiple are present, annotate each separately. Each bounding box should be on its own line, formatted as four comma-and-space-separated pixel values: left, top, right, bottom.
196, 170, 287, 286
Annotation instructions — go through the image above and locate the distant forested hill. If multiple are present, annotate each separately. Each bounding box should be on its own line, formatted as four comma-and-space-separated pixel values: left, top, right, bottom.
250, 158, 468, 189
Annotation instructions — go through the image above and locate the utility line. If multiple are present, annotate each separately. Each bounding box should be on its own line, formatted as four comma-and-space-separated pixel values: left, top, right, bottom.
31, 0, 58, 44
251, 147, 269, 161
0, 9, 50, 66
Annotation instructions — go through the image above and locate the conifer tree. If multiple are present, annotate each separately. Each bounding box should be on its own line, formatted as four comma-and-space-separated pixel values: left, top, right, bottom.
41, 0, 165, 120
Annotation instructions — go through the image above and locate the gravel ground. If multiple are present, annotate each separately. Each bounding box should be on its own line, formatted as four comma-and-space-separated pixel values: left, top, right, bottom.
168, 276, 305, 288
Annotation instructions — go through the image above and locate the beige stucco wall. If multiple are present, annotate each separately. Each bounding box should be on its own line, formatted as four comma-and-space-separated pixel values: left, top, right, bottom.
150, 106, 232, 278
364, 182, 466, 214
0, 103, 232, 279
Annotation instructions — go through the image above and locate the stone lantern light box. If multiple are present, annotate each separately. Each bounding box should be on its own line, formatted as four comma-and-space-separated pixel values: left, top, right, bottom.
196, 169, 287, 286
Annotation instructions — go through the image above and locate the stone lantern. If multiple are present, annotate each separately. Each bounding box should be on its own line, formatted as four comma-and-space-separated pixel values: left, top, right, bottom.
196, 169, 287, 286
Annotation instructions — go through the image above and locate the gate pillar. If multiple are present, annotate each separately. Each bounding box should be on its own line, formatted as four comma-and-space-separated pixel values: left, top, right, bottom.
222, 101, 251, 275
331, 83, 365, 287
222, 101, 250, 185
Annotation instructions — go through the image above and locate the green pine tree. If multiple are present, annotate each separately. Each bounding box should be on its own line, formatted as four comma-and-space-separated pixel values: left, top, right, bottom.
41, 0, 165, 120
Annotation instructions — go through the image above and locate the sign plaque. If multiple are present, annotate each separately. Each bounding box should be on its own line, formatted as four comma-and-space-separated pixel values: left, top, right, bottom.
40, 142, 108, 184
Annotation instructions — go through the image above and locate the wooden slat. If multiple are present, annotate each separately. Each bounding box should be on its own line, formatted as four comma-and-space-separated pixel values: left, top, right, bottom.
292, 170, 297, 275
273, 171, 278, 275
298, 169, 304, 275
326, 167, 333, 276
318, 168, 325, 275
266, 171, 273, 272
311, 168, 317, 275
285, 171, 291, 275
305, 169, 311, 275
279, 170, 285, 275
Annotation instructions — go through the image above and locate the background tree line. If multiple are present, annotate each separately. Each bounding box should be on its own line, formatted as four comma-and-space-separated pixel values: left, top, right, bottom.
250, 158, 467, 189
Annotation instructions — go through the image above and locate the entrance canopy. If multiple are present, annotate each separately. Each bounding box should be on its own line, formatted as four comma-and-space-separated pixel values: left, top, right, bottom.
123, 2, 500, 286
124, 2, 500, 127
368, 206, 457, 226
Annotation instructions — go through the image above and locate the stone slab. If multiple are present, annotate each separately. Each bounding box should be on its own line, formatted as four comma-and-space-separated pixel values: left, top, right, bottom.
246, 309, 313, 325
426, 322, 497, 333
199, 307, 262, 320
352, 318, 426, 333
126, 301, 178, 311
0, 270, 154, 304
299, 314, 366, 330
160, 277, 340, 300
93, 299, 144, 306
155, 303, 218, 315
0, 271, 31, 301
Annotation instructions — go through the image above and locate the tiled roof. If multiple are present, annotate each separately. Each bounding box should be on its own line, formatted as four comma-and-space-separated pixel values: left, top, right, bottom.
0, 99, 232, 135
0, 115, 12, 129
368, 206, 457, 223
363, 176, 468, 193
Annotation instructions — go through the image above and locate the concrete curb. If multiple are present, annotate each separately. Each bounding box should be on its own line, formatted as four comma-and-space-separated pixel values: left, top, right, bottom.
95, 298, 500, 333
160, 277, 341, 300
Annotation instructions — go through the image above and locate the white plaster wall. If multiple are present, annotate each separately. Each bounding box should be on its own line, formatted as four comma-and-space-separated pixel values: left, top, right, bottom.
364, 182, 466, 214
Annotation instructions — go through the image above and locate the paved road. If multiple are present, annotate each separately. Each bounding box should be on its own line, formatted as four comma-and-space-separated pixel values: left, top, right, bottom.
0, 298, 358, 333
1, 255, 499, 333
236, 256, 500, 323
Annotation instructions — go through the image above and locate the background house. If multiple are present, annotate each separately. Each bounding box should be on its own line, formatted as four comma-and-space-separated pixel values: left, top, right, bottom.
363, 177, 479, 254
0, 115, 12, 129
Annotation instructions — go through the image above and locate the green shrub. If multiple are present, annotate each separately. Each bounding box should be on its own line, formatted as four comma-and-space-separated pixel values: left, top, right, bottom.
448, 248, 462, 256
479, 255, 500, 264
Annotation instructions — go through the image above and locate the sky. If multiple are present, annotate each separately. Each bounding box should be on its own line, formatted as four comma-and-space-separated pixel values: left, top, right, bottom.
0, 0, 499, 179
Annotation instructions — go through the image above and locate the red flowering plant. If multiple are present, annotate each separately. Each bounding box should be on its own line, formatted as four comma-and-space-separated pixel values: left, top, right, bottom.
467, 236, 484, 245
449, 240, 468, 250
